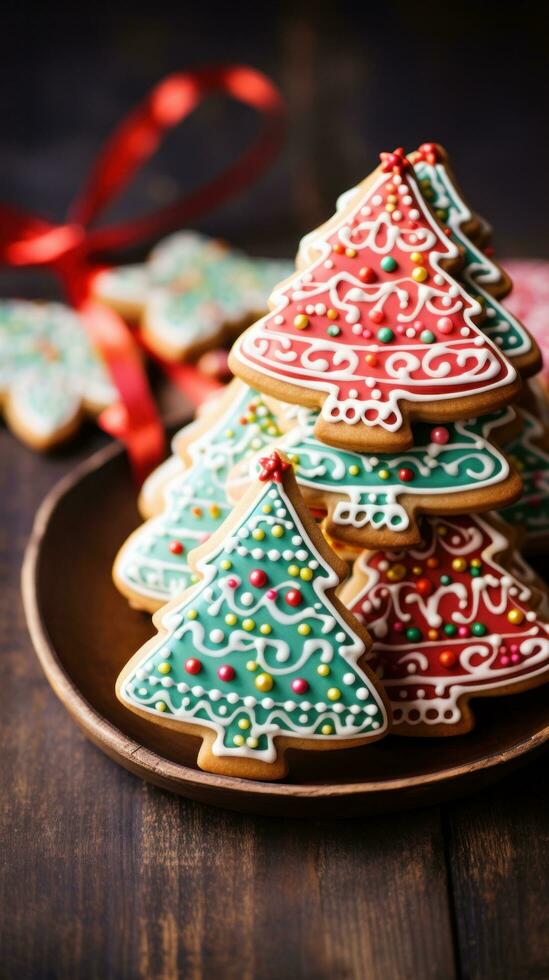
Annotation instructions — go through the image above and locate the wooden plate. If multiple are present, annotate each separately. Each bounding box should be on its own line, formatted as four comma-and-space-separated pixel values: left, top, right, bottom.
22, 435, 549, 817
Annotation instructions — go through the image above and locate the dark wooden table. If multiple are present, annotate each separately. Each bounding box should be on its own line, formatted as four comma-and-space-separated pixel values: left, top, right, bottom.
2, 5, 549, 975
1, 412, 548, 980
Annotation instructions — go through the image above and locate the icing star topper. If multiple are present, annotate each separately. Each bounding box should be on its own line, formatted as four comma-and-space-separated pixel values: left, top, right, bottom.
258, 451, 291, 483
411, 142, 444, 164
379, 146, 411, 174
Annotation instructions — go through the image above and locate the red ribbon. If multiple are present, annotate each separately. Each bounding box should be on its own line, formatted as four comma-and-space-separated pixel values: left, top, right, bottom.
0, 65, 285, 482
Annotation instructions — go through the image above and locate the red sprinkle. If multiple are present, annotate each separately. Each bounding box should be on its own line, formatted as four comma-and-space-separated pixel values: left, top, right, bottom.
169, 540, 184, 555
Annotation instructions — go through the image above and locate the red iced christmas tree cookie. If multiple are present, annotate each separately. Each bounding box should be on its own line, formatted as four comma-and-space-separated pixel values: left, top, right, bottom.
116, 452, 389, 780
339, 514, 549, 735
230, 148, 519, 451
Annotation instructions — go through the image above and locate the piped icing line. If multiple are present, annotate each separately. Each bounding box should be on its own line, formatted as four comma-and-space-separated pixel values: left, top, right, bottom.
231, 154, 517, 441
411, 148, 537, 366
117, 452, 388, 766
340, 514, 549, 732
228, 405, 518, 539
113, 380, 284, 608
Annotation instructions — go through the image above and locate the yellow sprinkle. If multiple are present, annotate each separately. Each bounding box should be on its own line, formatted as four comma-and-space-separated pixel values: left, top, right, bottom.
187, 609, 198, 620
238, 718, 250, 730
157, 662, 171, 675
220, 559, 232, 570
321, 724, 333, 735
225, 613, 237, 626
246, 736, 259, 749
452, 558, 467, 572
387, 563, 406, 583
155, 701, 167, 713
271, 525, 284, 538
327, 688, 341, 701
209, 504, 221, 518
317, 664, 330, 677
507, 609, 524, 625
252, 529, 265, 541
298, 623, 311, 635
294, 314, 309, 330
327, 308, 338, 320
410, 251, 424, 264
262, 504, 272, 514
255, 673, 273, 692
412, 566, 423, 576
288, 564, 300, 577
259, 624, 272, 635
246, 660, 258, 671
242, 618, 255, 631
470, 559, 482, 569
385, 203, 396, 213
412, 267, 428, 283
233, 735, 245, 746
345, 248, 357, 258
348, 464, 360, 476
378, 469, 390, 480
300, 568, 313, 581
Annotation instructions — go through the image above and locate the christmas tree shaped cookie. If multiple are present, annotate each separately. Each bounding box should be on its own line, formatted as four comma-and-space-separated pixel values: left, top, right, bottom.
230, 147, 519, 451
339, 514, 549, 736
113, 380, 283, 612
411, 143, 541, 377
0, 300, 116, 450
117, 452, 389, 780
503, 381, 549, 551
228, 405, 522, 548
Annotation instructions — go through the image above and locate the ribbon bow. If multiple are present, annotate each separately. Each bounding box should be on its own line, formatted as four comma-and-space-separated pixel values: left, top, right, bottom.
0, 65, 285, 481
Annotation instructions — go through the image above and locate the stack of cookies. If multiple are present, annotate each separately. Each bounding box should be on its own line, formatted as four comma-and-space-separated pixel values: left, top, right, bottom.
114, 144, 549, 780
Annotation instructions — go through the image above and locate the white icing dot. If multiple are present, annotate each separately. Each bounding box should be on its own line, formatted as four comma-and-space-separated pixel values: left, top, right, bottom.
371, 389, 381, 400
268, 549, 281, 560
309, 560, 319, 569
350, 705, 361, 715
182, 697, 190, 707
138, 688, 148, 697
136, 668, 147, 680
251, 548, 264, 559
409, 209, 420, 220
334, 703, 345, 714
365, 703, 379, 716
378, 560, 389, 571
368, 493, 377, 503
284, 700, 296, 712
149, 676, 159, 686
324, 259, 334, 269
192, 685, 204, 696
343, 673, 355, 685
460, 327, 470, 337
210, 629, 224, 643
296, 549, 308, 561
300, 701, 312, 710
274, 315, 284, 325
244, 696, 257, 707
263, 697, 274, 709
227, 692, 239, 704
352, 324, 363, 335
315, 702, 328, 712
305, 304, 315, 315
292, 535, 303, 545
161, 678, 173, 688
238, 527, 249, 538
299, 714, 309, 724
336, 631, 346, 642
315, 303, 326, 315
434, 274, 444, 285
392, 210, 402, 222
356, 687, 368, 700
209, 689, 221, 701
241, 592, 254, 607
218, 705, 227, 715
283, 549, 294, 560
237, 546, 249, 557
417, 689, 425, 699
360, 205, 371, 216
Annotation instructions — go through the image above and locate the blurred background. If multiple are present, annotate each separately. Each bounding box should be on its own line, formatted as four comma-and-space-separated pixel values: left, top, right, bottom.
2, 0, 548, 282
